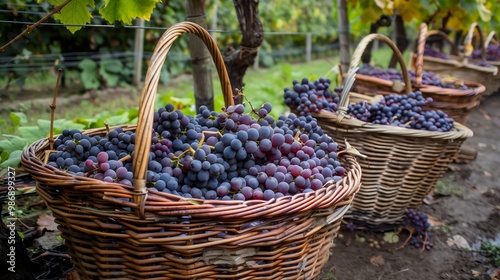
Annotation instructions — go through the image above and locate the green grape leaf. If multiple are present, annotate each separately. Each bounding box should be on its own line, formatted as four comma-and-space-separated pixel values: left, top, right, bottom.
9, 112, 28, 127
0, 150, 23, 169
18, 126, 47, 143
53, 0, 95, 34
79, 59, 100, 90
99, 0, 160, 25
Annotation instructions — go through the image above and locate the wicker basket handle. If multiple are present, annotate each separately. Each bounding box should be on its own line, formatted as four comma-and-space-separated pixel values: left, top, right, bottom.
485, 31, 499, 47
132, 22, 234, 218
337, 33, 412, 118
349, 33, 412, 94
414, 23, 461, 86
463, 22, 485, 60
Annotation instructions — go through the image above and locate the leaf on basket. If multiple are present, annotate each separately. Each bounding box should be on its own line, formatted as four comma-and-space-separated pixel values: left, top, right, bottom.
369, 95, 384, 105
187, 200, 202, 205
37, 213, 58, 233
344, 139, 367, 159
370, 255, 385, 267
383, 232, 399, 244
446, 235, 471, 250
392, 80, 404, 93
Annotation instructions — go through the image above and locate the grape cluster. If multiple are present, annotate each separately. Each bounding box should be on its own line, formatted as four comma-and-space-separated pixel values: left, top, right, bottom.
356, 64, 469, 90
423, 45, 449, 60
283, 77, 340, 115
472, 45, 500, 61
348, 91, 455, 131
282, 78, 455, 132
402, 208, 433, 251
47, 129, 134, 186
48, 102, 345, 201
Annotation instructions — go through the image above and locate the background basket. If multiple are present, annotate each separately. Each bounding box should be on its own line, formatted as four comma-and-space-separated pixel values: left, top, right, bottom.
351, 29, 485, 125
480, 31, 500, 95
21, 22, 362, 279
408, 22, 498, 96
310, 34, 473, 230
412, 23, 486, 124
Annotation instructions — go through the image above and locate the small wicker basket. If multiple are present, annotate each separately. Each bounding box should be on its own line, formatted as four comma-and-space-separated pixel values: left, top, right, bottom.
310, 34, 473, 230
351, 26, 485, 125
408, 22, 498, 97
21, 22, 362, 279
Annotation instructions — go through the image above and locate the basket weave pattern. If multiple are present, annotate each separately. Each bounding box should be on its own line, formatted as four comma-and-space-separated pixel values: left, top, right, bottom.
21, 22, 362, 279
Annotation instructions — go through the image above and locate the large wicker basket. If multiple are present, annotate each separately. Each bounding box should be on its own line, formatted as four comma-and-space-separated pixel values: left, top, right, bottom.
21, 22, 362, 279
310, 34, 473, 230
351, 28, 485, 125
408, 22, 497, 96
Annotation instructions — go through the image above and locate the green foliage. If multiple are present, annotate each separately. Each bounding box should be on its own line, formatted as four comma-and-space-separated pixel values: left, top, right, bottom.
52, 0, 95, 33
99, 0, 160, 25
435, 175, 461, 196
39, 0, 159, 34
479, 241, 500, 266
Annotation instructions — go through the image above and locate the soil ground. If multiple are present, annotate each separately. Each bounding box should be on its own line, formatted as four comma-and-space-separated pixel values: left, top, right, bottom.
1, 88, 499, 280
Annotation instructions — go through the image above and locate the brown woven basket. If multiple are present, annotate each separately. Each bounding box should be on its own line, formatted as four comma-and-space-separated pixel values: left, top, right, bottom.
481, 31, 500, 94
310, 35, 473, 230
408, 22, 497, 96
21, 22, 362, 279
350, 29, 485, 124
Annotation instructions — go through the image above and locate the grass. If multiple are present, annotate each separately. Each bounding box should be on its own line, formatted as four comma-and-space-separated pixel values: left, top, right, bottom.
0, 46, 400, 136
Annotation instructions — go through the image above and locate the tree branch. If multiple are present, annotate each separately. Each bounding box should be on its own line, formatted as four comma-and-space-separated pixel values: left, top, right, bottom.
0, 0, 72, 53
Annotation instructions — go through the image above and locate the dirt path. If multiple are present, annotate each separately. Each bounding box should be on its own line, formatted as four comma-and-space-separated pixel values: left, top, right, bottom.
320, 93, 500, 280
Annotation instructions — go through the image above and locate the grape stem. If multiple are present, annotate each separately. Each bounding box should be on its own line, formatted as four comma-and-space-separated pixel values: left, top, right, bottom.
396, 227, 415, 250
104, 122, 110, 135
420, 231, 428, 253
43, 69, 63, 164
235, 87, 260, 117
0, 0, 72, 53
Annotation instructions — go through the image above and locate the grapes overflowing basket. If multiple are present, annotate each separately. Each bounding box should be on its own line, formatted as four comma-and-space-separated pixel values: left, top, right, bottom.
21, 22, 362, 279
408, 22, 497, 97
284, 33, 473, 230
351, 28, 486, 124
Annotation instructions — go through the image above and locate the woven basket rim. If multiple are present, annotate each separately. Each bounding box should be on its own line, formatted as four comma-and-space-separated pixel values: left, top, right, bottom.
353, 73, 486, 96
21, 125, 362, 219
311, 109, 472, 140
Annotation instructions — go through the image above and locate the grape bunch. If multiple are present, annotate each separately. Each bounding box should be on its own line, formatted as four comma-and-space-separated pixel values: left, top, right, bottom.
402, 208, 433, 251
283, 77, 340, 115
348, 91, 455, 132
423, 45, 449, 60
47, 101, 346, 201
472, 44, 500, 61
356, 64, 469, 90
282, 77, 455, 132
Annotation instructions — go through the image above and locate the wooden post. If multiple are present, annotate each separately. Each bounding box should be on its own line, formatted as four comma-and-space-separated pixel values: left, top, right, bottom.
185, 0, 215, 111
210, 1, 218, 40
337, 0, 350, 71
306, 32, 312, 63
133, 18, 145, 86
